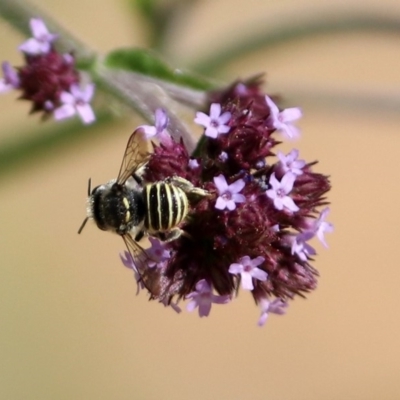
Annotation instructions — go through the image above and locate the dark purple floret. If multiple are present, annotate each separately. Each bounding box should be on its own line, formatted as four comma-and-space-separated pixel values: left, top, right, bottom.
18, 50, 79, 115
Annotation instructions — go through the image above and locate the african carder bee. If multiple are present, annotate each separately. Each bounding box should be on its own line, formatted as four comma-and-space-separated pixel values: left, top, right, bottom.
78, 130, 208, 280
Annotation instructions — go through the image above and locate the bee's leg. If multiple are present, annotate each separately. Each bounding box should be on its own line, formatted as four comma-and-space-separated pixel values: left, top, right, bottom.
134, 230, 145, 242
131, 162, 148, 185
168, 176, 210, 197
132, 173, 142, 185
154, 227, 191, 243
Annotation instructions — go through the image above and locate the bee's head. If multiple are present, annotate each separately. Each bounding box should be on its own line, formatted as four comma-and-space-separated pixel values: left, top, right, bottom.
78, 178, 112, 234
87, 182, 109, 231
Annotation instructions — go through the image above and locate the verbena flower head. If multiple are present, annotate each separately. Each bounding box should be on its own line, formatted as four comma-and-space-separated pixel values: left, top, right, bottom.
0, 18, 95, 123
121, 77, 332, 326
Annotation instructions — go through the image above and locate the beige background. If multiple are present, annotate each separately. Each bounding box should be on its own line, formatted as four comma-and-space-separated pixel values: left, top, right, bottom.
1, 0, 400, 399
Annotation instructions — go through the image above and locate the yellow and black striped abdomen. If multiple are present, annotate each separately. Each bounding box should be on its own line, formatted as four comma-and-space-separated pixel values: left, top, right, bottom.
143, 182, 189, 233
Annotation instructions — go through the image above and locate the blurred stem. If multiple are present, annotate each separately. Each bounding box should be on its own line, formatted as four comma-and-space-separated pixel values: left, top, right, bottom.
0, 111, 114, 180
94, 67, 200, 152
192, 14, 400, 74
131, 0, 200, 51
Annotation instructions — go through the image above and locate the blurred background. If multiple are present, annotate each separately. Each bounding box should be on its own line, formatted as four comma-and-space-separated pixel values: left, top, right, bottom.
0, 0, 400, 399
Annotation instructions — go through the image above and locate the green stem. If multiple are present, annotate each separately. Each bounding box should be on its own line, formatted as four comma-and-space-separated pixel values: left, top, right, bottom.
0, 111, 114, 179
94, 66, 200, 152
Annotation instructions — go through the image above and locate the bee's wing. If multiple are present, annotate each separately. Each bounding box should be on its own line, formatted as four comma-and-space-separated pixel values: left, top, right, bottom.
117, 130, 148, 185
122, 234, 160, 298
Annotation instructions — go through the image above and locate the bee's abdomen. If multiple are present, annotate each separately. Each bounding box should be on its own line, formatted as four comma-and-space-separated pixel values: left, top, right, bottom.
144, 183, 189, 233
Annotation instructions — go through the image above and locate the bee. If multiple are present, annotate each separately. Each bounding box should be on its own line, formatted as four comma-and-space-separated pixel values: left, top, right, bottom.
78, 130, 208, 292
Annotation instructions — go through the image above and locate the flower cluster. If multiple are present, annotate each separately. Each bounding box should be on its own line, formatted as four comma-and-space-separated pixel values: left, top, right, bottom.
0, 18, 95, 124
123, 77, 332, 326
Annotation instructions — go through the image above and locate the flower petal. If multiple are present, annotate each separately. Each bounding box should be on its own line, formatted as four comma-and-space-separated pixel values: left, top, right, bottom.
228, 179, 245, 194
54, 104, 76, 121
252, 268, 268, 282
213, 174, 228, 193
209, 103, 221, 119
76, 103, 96, 124
198, 300, 212, 317
281, 196, 299, 212
241, 273, 254, 290
280, 107, 302, 122
228, 263, 243, 274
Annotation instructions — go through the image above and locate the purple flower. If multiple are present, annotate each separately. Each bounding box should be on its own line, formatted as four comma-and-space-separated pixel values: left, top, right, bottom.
54, 83, 95, 124
0, 62, 20, 93
19, 18, 58, 55
119, 251, 144, 295
188, 158, 200, 169
313, 208, 333, 247
186, 279, 230, 317
266, 172, 299, 212
258, 298, 288, 327
146, 237, 171, 268
218, 151, 228, 162
291, 231, 316, 261
194, 103, 231, 138
229, 255, 268, 290
265, 96, 302, 139
139, 108, 169, 140
214, 174, 246, 211
276, 149, 305, 176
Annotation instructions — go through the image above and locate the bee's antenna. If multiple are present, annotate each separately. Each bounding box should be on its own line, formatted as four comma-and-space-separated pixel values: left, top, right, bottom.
87, 178, 91, 196
77, 217, 89, 234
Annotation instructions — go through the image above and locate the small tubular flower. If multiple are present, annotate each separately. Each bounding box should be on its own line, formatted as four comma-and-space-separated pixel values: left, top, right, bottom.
258, 298, 288, 327
54, 83, 95, 124
186, 280, 231, 317
265, 95, 302, 139
313, 208, 334, 247
266, 172, 299, 212
276, 149, 305, 177
229, 256, 268, 290
194, 103, 231, 138
19, 18, 58, 55
214, 174, 246, 211
291, 231, 317, 261
146, 237, 171, 268
139, 108, 169, 140
0, 62, 20, 93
